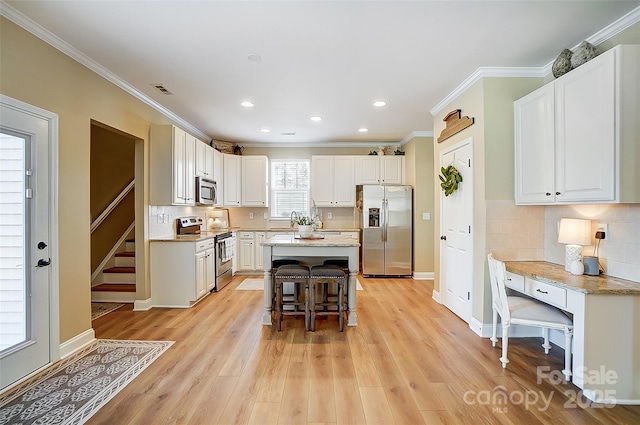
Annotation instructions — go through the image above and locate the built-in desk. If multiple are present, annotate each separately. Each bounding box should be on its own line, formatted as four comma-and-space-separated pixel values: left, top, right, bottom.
261, 234, 360, 327
505, 261, 640, 405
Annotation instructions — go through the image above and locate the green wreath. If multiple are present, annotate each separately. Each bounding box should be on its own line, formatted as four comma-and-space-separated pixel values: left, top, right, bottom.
439, 165, 463, 196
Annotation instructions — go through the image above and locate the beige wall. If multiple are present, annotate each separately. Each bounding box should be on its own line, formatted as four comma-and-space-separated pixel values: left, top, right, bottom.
1, 18, 175, 343
403, 136, 435, 274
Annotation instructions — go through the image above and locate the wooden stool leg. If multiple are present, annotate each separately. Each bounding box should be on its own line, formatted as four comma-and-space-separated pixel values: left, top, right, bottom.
338, 279, 344, 332
276, 281, 283, 332
309, 280, 316, 331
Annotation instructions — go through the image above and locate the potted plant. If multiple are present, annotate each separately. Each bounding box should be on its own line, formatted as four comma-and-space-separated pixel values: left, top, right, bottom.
295, 216, 314, 237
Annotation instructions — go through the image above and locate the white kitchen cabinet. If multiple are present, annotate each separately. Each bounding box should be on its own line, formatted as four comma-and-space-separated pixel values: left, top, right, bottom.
223, 153, 242, 206
311, 156, 355, 207
254, 232, 266, 270
150, 124, 196, 205
213, 148, 224, 206
150, 238, 215, 308
195, 140, 214, 179
515, 45, 640, 204
354, 155, 405, 185
242, 156, 269, 207
237, 231, 255, 271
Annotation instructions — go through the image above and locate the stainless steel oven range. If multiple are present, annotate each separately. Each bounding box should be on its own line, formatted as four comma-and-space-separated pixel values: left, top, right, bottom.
214, 232, 234, 291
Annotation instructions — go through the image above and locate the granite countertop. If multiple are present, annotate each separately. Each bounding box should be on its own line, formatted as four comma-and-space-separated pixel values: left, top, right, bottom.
235, 227, 360, 233
262, 234, 360, 247
504, 261, 640, 295
150, 230, 232, 242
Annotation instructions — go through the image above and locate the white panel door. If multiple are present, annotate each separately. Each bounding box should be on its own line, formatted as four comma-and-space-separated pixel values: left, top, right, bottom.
440, 138, 474, 323
0, 96, 56, 390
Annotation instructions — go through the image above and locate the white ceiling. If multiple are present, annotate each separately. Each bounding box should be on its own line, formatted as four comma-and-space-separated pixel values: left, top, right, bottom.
3, 1, 640, 146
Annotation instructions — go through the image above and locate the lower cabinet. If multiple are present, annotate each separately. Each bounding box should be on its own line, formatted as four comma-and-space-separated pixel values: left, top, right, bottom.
237, 231, 267, 272
151, 239, 215, 307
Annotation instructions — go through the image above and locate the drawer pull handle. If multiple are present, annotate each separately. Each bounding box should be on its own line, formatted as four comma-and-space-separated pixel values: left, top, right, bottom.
536, 289, 549, 294
507, 278, 512, 281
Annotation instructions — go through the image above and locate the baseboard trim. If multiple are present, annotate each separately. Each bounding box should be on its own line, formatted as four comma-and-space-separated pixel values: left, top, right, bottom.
469, 318, 485, 337
413, 272, 434, 280
133, 298, 153, 311
431, 289, 441, 303
59, 329, 95, 359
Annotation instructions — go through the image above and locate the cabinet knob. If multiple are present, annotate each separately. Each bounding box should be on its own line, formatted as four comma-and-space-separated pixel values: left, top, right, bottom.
555, 192, 561, 196
440, 235, 447, 241
545, 192, 551, 196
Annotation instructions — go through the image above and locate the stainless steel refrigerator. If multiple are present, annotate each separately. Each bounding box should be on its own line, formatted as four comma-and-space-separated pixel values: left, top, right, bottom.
361, 185, 412, 276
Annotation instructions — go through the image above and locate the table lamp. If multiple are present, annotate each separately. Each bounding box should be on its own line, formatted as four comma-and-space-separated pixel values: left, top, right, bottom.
558, 218, 591, 272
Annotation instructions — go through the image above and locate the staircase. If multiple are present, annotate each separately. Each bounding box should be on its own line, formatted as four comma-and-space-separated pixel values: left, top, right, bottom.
91, 239, 136, 303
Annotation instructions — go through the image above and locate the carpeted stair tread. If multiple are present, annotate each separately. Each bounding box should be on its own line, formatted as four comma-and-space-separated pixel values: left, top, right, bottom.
104, 266, 135, 273
115, 251, 135, 257
92, 283, 136, 292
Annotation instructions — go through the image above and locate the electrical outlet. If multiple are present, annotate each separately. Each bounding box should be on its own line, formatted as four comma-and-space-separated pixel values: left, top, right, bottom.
249, 212, 254, 219
157, 213, 164, 223
263, 212, 268, 219
327, 212, 333, 219
596, 223, 608, 240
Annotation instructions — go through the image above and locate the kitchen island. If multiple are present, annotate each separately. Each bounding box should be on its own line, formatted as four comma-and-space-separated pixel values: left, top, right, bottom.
261, 234, 360, 326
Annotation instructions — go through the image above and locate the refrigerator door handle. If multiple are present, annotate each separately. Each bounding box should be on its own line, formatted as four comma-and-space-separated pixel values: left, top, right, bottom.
382, 198, 388, 242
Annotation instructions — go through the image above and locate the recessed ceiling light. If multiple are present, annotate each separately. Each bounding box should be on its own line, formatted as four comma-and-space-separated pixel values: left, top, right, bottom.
260, 128, 270, 133
310, 116, 322, 121
358, 128, 369, 133
241, 101, 254, 108
247, 54, 262, 62
373, 100, 387, 107
281, 132, 296, 136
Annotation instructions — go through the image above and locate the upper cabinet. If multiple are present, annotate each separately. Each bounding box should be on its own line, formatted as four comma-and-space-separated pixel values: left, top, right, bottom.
354, 155, 405, 185
223, 153, 242, 206
213, 148, 224, 207
311, 156, 355, 207
150, 124, 196, 205
195, 140, 214, 179
242, 156, 269, 207
515, 45, 640, 205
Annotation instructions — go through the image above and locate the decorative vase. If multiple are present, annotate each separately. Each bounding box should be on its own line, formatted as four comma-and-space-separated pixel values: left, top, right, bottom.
571, 41, 598, 68
570, 260, 584, 276
552, 49, 573, 78
298, 225, 313, 238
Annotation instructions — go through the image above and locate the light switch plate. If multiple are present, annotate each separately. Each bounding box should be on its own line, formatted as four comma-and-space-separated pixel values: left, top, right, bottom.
422, 212, 431, 220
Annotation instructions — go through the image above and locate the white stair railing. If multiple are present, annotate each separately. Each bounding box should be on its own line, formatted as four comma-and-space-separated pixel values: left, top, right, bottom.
91, 180, 134, 233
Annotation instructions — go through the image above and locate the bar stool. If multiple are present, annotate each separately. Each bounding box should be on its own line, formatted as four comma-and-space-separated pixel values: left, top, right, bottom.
321, 259, 349, 310
274, 264, 310, 331
271, 259, 301, 309
309, 265, 346, 331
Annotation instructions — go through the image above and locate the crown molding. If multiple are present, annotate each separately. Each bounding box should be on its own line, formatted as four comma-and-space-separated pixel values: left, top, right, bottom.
0, 1, 211, 142
240, 141, 402, 149
399, 131, 433, 146
430, 5, 640, 117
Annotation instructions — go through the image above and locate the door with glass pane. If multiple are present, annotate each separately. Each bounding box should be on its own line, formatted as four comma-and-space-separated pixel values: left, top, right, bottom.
0, 97, 53, 390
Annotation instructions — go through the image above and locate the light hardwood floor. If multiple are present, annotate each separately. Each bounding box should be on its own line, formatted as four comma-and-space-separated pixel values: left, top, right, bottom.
88, 275, 639, 425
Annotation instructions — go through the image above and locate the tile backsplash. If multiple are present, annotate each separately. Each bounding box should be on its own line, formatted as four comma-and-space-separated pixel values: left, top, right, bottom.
486, 200, 640, 282
486, 200, 545, 261
544, 204, 640, 283
148, 205, 359, 239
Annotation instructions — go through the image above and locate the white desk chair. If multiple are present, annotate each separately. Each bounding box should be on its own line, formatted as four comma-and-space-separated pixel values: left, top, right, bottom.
487, 254, 574, 381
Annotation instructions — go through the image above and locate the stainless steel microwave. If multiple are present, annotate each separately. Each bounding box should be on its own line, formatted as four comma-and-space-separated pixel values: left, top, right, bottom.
196, 177, 216, 205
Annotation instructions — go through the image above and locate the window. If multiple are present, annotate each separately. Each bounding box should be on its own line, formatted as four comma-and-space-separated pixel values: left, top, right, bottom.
271, 159, 310, 219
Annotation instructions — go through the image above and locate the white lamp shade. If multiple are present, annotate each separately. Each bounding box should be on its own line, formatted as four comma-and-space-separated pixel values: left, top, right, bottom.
558, 218, 591, 246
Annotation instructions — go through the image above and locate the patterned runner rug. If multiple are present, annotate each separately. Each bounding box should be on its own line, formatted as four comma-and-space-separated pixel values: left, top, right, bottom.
90, 303, 124, 321
0, 339, 173, 425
